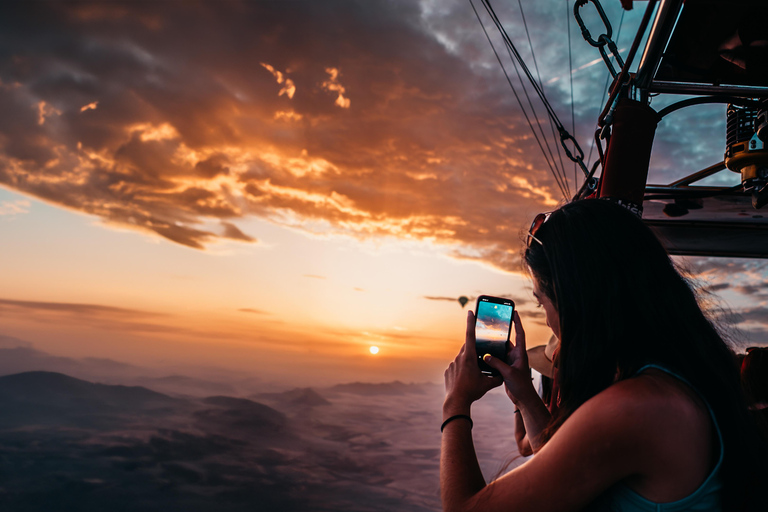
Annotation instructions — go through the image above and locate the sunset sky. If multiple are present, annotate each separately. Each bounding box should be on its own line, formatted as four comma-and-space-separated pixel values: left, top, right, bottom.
2, 0, 767, 388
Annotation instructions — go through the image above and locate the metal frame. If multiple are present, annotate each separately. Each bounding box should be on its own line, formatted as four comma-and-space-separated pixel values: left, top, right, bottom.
633, 0, 768, 97
634, 0, 684, 91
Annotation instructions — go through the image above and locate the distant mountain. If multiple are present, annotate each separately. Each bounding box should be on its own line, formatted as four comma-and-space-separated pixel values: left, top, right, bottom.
0, 340, 244, 396
0, 334, 33, 348
327, 381, 438, 396
255, 387, 331, 407
0, 345, 145, 383
197, 395, 287, 431
0, 371, 178, 407
0, 371, 181, 428
143, 374, 238, 396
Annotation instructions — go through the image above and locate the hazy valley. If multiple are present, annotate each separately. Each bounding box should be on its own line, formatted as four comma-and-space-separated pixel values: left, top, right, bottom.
0, 342, 524, 511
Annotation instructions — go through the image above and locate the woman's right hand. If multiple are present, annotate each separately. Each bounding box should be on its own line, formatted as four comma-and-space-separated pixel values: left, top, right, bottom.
482, 311, 538, 406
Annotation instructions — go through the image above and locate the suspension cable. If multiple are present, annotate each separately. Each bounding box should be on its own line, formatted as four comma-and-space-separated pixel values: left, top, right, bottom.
470, 0, 570, 198
517, 0, 569, 194
503, 29, 572, 197
481, 0, 590, 179
567, 0, 576, 190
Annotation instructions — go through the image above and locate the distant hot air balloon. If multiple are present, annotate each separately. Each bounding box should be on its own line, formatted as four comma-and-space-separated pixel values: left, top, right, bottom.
458, 296, 469, 308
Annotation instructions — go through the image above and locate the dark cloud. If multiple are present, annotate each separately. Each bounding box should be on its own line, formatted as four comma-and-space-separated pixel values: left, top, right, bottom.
0, 297, 162, 317
0, 0, 639, 270
732, 284, 768, 296
424, 294, 529, 307
703, 282, 732, 292
732, 306, 768, 325
423, 295, 464, 302
0, 297, 246, 340
678, 257, 768, 301
237, 308, 269, 315
680, 256, 768, 277
0, 2, 736, 270
221, 221, 256, 242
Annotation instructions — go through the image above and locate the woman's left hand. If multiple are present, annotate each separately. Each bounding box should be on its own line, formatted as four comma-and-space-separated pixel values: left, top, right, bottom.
444, 311, 503, 413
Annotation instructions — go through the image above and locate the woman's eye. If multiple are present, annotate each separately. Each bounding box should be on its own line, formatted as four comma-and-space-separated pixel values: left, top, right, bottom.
536, 302, 542, 308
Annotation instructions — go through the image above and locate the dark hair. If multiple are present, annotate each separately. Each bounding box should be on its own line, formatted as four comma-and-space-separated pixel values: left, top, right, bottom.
742, 347, 768, 404
524, 199, 767, 511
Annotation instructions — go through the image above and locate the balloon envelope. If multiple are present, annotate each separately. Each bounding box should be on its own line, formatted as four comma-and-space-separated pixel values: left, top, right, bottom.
458, 296, 469, 308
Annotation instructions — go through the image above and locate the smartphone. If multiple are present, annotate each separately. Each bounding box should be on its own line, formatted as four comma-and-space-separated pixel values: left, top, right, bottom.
475, 295, 515, 376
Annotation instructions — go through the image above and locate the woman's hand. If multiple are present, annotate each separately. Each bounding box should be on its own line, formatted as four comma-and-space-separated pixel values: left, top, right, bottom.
482, 311, 538, 406
443, 311, 503, 415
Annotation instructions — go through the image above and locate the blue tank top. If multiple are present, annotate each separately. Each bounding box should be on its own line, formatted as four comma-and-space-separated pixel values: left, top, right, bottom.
590, 364, 723, 512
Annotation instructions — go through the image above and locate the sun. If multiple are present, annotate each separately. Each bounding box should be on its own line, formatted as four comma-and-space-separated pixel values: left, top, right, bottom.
369, 346, 379, 355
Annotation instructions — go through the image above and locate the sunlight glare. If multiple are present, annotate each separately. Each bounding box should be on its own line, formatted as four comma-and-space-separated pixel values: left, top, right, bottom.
369, 346, 379, 355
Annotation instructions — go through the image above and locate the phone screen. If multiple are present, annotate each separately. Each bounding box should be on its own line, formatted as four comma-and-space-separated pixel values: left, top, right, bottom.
475, 296, 514, 374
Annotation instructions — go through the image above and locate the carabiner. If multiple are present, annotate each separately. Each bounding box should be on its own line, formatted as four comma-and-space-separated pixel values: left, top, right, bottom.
574, 0, 613, 48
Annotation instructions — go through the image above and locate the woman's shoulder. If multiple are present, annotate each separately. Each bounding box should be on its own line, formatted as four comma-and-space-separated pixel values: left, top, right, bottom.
568, 368, 712, 445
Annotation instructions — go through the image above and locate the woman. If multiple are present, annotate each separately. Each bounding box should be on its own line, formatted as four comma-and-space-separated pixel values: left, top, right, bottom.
441, 199, 766, 511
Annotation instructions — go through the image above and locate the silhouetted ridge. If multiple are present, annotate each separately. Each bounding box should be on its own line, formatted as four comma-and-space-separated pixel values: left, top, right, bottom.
198, 395, 287, 430
147, 374, 236, 395
328, 381, 431, 396
0, 371, 178, 410
256, 387, 331, 407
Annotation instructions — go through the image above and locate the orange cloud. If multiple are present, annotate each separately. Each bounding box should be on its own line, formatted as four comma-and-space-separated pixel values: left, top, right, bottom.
260, 63, 296, 99
2, 1, 673, 272
80, 101, 99, 112
322, 68, 351, 108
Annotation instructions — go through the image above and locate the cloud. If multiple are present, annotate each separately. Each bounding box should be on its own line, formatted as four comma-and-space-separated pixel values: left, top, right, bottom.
732, 284, 768, 297
238, 308, 269, 315
423, 295, 464, 302
0, 1, 728, 271
703, 283, 732, 292
322, 67, 351, 108
680, 257, 768, 298
0, 297, 235, 339
0, 298, 163, 317
424, 293, 529, 307
221, 221, 256, 242
80, 100, 98, 112
0, 199, 30, 216
260, 63, 296, 99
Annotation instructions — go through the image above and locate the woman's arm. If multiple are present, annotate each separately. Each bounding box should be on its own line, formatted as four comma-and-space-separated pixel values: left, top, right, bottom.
483, 312, 552, 453
510, 382, 551, 453
440, 397, 488, 507
441, 381, 652, 512
440, 311, 503, 509
441, 313, 652, 512
514, 409, 533, 457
